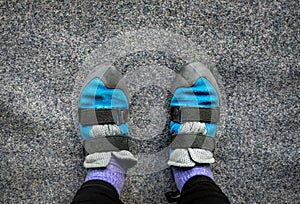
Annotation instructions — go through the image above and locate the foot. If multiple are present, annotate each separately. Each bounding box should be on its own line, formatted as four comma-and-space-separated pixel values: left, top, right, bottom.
78, 64, 137, 169
168, 62, 221, 167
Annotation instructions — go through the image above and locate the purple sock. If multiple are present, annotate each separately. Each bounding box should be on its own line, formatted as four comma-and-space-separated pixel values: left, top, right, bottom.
172, 165, 214, 192
85, 156, 125, 195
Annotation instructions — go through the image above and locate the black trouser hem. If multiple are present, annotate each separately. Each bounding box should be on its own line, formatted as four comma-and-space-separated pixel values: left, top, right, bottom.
178, 175, 230, 204
71, 180, 123, 204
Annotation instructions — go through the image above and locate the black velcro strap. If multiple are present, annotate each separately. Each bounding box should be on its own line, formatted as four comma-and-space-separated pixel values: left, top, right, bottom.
171, 133, 215, 151
170, 107, 220, 123
78, 108, 128, 126
83, 136, 129, 154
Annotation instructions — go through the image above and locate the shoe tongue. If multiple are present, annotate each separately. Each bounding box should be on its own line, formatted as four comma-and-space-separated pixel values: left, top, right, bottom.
91, 124, 121, 137
179, 122, 206, 134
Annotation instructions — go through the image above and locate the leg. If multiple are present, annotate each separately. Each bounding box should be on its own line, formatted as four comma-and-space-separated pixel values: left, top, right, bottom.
72, 156, 125, 204
72, 180, 123, 204
73, 65, 137, 203
178, 175, 229, 204
168, 62, 230, 203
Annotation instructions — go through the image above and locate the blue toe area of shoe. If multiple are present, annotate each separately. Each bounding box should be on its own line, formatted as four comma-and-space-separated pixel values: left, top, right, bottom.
79, 78, 130, 139
79, 78, 128, 109
170, 78, 219, 137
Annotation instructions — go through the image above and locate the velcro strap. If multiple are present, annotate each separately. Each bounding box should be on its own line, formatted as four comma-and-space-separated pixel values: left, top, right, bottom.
78, 108, 128, 125
170, 107, 220, 123
171, 133, 215, 151
83, 136, 129, 154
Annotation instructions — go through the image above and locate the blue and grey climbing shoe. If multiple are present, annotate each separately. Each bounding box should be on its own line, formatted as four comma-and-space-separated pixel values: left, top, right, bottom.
168, 62, 220, 167
78, 64, 137, 169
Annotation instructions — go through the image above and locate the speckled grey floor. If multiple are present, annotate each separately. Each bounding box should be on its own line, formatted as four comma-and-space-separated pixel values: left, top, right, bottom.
1, 1, 299, 203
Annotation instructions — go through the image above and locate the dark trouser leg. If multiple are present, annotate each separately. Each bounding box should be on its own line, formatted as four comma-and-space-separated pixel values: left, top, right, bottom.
72, 180, 123, 204
178, 175, 230, 204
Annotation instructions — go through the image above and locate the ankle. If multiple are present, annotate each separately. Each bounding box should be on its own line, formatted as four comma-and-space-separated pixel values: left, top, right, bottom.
172, 164, 214, 192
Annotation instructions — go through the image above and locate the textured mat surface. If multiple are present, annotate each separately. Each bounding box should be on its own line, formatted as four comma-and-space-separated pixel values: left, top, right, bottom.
1, 1, 299, 203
